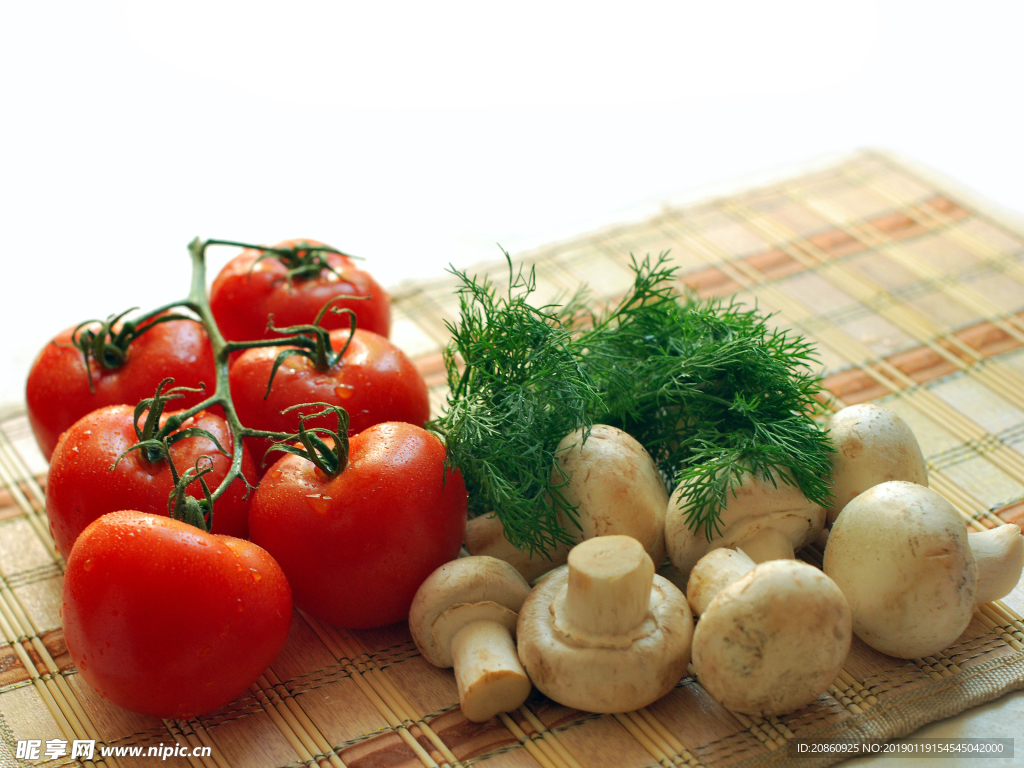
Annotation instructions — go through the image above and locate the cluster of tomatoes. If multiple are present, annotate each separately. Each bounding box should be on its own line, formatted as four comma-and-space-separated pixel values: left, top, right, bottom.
26, 240, 468, 719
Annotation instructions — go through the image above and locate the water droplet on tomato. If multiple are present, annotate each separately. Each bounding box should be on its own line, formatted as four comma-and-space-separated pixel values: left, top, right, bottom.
305, 494, 333, 516
79, 658, 87, 670
250, 568, 261, 582
83, 558, 94, 572
237, 599, 244, 613
334, 384, 354, 399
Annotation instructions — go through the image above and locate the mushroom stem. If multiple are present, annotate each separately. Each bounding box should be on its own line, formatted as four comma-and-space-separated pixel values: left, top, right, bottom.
450, 619, 532, 722
738, 528, 796, 563
969, 524, 1024, 606
562, 536, 654, 636
686, 548, 756, 617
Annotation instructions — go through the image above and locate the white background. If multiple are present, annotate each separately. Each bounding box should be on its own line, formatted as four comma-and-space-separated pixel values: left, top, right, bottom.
2, 1, 1024, 406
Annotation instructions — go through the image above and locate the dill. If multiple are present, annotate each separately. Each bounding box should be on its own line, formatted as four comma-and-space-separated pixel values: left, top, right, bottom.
436, 255, 601, 554
432, 252, 834, 554
580, 255, 834, 541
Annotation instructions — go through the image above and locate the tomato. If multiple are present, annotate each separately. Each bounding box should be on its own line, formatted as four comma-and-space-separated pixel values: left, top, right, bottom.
210, 238, 391, 344
62, 511, 292, 718
230, 327, 429, 472
26, 316, 216, 459
46, 405, 256, 559
249, 422, 468, 628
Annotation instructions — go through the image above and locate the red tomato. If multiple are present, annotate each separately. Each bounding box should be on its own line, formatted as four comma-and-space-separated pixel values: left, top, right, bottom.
210, 238, 391, 343
26, 317, 215, 459
230, 328, 429, 472
63, 511, 292, 718
46, 405, 256, 559
249, 422, 468, 628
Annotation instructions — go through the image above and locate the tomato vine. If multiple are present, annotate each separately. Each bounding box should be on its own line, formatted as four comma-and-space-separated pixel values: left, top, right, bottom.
92, 237, 356, 531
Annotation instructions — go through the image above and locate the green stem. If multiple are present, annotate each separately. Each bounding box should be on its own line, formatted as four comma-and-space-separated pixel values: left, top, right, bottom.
182, 239, 264, 504
130, 240, 303, 518
223, 338, 311, 353
106, 238, 354, 530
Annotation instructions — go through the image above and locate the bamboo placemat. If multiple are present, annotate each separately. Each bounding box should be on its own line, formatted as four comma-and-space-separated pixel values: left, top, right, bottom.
1, 150, 1023, 767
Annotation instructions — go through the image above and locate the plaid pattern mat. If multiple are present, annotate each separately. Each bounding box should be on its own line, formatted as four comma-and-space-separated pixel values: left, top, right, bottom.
0, 150, 1022, 768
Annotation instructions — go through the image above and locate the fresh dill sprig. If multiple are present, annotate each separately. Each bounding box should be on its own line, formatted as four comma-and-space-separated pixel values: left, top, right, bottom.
579, 254, 834, 541
434, 254, 602, 554
433, 251, 834, 553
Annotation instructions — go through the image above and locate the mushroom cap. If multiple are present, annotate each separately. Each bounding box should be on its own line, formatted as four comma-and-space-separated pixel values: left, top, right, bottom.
554, 425, 669, 565
825, 404, 927, 525
692, 559, 851, 716
464, 513, 572, 582
409, 556, 530, 667
665, 469, 824, 578
516, 565, 692, 713
823, 481, 976, 659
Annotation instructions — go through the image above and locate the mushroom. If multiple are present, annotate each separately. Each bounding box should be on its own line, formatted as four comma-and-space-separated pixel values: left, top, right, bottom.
825, 403, 927, 525
408, 556, 532, 722
686, 548, 756, 617
464, 514, 571, 582
553, 425, 669, 562
516, 535, 692, 713
466, 424, 669, 580
824, 481, 1024, 659
687, 549, 852, 716
665, 468, 825, 579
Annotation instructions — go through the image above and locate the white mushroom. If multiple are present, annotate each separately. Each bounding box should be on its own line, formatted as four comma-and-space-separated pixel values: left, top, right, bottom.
464, 514, 571, 582
971, 523, 1024, 604
823, 481, 1024, 659
408, 557, 532, 722
466, 425, 669, 580
825, 404, 928, 525
516, 535, 692, 713
553, 425, 669, 562
686, 548, 756, 617
688, 550, 852, 716
665, 469, 825, 579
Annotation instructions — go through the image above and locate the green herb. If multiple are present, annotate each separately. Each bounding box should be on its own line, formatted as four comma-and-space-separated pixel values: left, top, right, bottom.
437, 255, 601, 554
432, 252, 834, 554
579, 255, 834, 542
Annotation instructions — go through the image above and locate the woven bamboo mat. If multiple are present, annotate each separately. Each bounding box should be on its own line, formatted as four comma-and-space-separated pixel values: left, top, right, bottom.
2, 150, 1024, 767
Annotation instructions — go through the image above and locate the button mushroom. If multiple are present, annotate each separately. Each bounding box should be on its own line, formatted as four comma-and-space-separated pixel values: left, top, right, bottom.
824, 481, 1024, 659
408, 556, 532, 722
466, 424, 669, 580
665, 468, 825, 579
464, 514, 571, 582
825, 403, 927, 525
687, 549, 852, 716
516, 535, 693, 713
